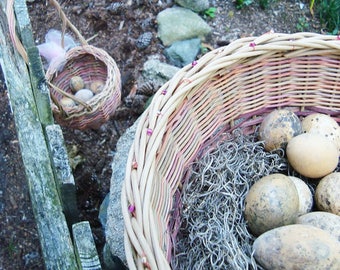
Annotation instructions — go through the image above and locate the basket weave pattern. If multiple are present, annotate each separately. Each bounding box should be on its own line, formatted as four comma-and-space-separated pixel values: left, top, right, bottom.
121, 33, 340, 269
46, 45, 121, 130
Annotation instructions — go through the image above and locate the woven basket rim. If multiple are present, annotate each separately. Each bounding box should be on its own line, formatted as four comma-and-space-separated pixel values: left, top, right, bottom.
120, 32, 340, 270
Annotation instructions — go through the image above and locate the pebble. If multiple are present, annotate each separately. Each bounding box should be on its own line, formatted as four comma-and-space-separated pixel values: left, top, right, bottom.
135, 32, 153, 49
106, 2, 126, 15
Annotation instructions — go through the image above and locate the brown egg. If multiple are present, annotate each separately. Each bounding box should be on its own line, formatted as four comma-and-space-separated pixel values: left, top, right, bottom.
69, 76, 85, 93
259, 109, 302, 151
253, 224, 340, 269
244, 173, 300, 236
89, 80, 105, 94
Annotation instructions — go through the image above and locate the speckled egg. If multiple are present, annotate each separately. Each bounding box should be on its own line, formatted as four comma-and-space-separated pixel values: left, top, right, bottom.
288, 176, 313, 216
302, 113, 340, 154
296, 211, 340, 242
244, 173, 300, 236
315, 172, 340, 216
286, 133, 338, 178
253, 224, 340, 270
69, 76, 85, 93
259, 109, 302, 151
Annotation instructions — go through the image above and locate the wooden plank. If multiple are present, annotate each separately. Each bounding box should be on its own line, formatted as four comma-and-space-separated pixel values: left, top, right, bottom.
13, 0, 54, 126
45, 124, 79, 226
0, 2, 79, 269
73, 221, 102, 270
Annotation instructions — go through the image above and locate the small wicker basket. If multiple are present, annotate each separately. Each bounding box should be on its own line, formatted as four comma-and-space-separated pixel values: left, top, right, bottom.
121, 32, 340, 269
44, 0, 121, 130
46, 44, 121, 130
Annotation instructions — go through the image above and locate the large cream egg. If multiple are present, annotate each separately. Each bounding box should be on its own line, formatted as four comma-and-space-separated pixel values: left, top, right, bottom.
302, 113, 340, 153
244, 173, 299, 236
296, 211, 340, 242
286, 133, 338, 178
253, 224, 340, 270
288, 176, 313, 216
259, 109, 302, 151
315, 172, 340, 216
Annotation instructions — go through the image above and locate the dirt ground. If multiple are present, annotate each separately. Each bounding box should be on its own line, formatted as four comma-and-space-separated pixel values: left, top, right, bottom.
0, 0, 322, 269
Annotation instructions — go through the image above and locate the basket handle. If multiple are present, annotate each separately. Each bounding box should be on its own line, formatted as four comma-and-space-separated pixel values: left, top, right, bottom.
48, 0, 88, 47
6, 0, 29, 63
6, 0, 88, 64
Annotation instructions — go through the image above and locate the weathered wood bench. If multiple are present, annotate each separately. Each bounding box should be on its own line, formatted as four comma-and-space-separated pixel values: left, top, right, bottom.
0, 0, 102, 269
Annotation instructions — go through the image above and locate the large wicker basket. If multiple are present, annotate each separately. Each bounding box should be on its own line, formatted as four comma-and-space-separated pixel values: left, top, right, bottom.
121, 32, 340, 269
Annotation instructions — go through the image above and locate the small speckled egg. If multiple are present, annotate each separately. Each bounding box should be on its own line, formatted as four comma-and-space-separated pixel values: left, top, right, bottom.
244, 173, 299, 236
69, 76, 85, 93
315, 172, 340, 216
89, 80, 105, 94
259, 109, 302, 151
296, 211, 340, 242
302, 113, 340, 154
74, 89, 94, 103
286, 133, 338, 178
288, 176, 313, 216
253, 224, 340, 270
59, 97, 76, 108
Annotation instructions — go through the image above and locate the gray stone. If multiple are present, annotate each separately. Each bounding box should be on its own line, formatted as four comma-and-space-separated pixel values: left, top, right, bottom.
175, 0, 210, 12
102, 244, 128, 270
105, 119, 139, 267
157, 6, 211, 46
135, 32, 153, 50
164, 38, 201, 67
138, 55, 180, 91
98, 192, 109, 230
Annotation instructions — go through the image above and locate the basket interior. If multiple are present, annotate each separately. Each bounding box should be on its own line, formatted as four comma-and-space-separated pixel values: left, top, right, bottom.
123, 34, 340, 269
50, 53, 108, 102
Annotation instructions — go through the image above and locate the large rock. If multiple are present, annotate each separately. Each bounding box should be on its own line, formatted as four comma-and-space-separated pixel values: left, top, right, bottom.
175, 0, 210, 12
139, 55, 180, 89
105, 119, 139, 267
157, 7, 211, 46
164, 38, 201, 67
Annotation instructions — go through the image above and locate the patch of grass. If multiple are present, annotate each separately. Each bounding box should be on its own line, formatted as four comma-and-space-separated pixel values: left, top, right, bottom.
259, 0, 270, 9
7, 235, 18, 258
296, 17, 310, 32
315, 0, 340, 34
203, 7, 217, 18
